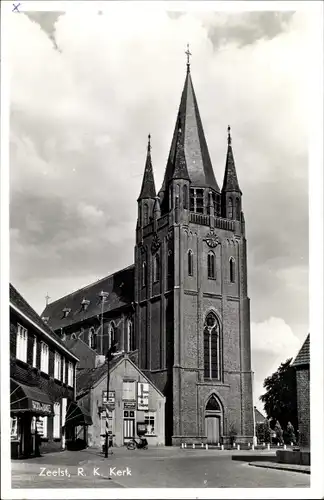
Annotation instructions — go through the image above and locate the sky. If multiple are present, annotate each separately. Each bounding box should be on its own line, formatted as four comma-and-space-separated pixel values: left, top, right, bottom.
9, 5, 314, 411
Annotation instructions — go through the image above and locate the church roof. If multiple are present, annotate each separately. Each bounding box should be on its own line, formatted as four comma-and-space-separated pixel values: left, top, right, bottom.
161, 67, 220, 192
42, 265, 134, 332
292, 334, 310, 368
222, 126, 241, 194
254, 407, 266, 423
138, 135, 156, 200
171, 120, 190, 181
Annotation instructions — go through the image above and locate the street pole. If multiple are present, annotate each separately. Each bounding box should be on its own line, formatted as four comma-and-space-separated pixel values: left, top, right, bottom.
105, 350, 110, 458
252, 370, 257, 446
99, 290, 110, 458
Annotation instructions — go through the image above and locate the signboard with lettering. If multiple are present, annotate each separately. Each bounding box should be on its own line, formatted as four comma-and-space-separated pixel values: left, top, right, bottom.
137, 382, 149, 410
32, 400, 52, 415
102, 391, 115, 405
124, 402, 136, 410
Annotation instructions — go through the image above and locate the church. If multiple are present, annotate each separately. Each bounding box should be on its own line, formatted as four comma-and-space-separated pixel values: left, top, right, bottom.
42, 53, 254, 446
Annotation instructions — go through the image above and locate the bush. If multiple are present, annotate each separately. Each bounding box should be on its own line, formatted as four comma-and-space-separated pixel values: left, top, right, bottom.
274, 421, 284, 444
264, 419, 271, 443
284, 421, 296, 444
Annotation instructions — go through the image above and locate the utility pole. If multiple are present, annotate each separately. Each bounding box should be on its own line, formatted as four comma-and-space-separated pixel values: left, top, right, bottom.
99, 290, 110, 458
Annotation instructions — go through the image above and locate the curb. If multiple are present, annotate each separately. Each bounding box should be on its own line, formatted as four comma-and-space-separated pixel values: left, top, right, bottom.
248, 462, 310, 475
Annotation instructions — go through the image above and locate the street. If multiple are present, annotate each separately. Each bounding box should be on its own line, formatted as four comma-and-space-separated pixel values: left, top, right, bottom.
11, 447, 310, 488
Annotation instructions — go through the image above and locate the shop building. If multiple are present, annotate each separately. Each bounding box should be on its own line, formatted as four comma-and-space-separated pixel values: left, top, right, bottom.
76, 352, 165, 447
10, 284, 91, 458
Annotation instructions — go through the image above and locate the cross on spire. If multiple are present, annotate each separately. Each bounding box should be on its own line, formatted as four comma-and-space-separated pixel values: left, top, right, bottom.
227, 125, 232, 145
185, 43, 192, 72
45, 293, 51, 306
148, 133, 151, 153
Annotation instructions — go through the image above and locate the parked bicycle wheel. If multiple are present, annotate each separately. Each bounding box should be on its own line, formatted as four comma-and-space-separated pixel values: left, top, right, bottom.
127, 440, 136, 450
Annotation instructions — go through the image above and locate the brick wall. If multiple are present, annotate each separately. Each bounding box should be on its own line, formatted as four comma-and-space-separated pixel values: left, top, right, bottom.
296, 368, 310, 449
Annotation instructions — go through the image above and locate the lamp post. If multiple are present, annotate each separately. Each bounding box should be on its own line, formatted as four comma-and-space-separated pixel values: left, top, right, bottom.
252, 370, 257, 446
99, 291, 110, 457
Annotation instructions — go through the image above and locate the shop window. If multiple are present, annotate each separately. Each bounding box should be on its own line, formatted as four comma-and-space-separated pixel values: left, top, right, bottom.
40, 342, 49, 374
68, 361, 74, 387
53, 402, 61, 439
37, 416, 48, 438
54, 352, 62, 380
144, 411, 156, 435
11, 417, 18, 440
122, 381, 136, 400
16, 324, 28, 363
32, 336, 37, 368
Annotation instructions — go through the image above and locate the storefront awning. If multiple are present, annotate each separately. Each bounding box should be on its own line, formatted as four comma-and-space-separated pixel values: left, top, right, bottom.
65, 402, 92, 427
10, 379, 53, 416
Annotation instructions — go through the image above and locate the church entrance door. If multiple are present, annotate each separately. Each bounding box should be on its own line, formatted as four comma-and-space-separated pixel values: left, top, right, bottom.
205, 415, 220, 444
205, 395, 222, 444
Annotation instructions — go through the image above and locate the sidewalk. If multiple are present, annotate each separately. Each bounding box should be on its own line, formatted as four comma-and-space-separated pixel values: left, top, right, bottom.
249, 461, 311, 474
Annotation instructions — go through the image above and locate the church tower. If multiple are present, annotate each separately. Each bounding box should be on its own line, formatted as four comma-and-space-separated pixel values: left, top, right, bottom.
135, 48, 254, 446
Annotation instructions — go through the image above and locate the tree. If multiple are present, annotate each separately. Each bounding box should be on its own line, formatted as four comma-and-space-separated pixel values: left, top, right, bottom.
256, 423, 265, 443
284, 421, 296, 445
259, 358, 298, 430
264, 418, 271, 443
274, 420, 283, 444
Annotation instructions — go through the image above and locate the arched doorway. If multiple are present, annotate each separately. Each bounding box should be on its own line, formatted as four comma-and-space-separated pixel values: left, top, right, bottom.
205, 395, 222, 444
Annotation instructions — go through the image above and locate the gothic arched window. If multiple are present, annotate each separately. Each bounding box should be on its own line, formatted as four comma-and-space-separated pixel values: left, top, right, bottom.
143, 204, 149, 225
206, 395, 221, 411
229, 257, 235, 283
235, 197, 240, 221
127, 320, 134, 352
228, 198, 233, 219
142, 262, 147, 287
204, 313, 220, 379
188, 250, 193, 276
153, 254, 160, 282
183, 185, 188, 209
88, 327, 97, 349
207, 252, 216, 279
108, 322, 115, 349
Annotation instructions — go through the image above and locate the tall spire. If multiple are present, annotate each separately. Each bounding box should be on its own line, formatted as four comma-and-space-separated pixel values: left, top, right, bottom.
138, 134, 156, 200
222, 126, 241, 194
185, 43, 192, 73
171, 118, 190, 181
160, 52, 220, 195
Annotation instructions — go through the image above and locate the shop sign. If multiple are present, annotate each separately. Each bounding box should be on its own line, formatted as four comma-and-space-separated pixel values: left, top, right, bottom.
124, 402, 136, 410
102, 391, 115, 405
32, 400, 52, 414
137, 382, 149, 410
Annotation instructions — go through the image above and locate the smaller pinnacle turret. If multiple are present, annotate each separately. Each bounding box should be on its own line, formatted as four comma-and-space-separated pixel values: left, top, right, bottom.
171, 119, 190, 181
222, 126, 241, 194
138, 134, 156, 201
